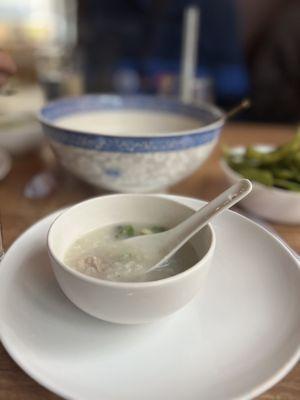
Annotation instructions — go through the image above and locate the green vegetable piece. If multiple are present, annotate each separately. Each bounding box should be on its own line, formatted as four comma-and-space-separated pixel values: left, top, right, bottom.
272, 168, 295, 180
293, 173, 300, 183
274, 179, 300, 192
245, 133, 300, 166
245, 146, 282, 165
115, 225, 135, 239
150, 226, 166, 233
239, 168, 274, 186
228, 159, 258, 172
291, 152, 300, 168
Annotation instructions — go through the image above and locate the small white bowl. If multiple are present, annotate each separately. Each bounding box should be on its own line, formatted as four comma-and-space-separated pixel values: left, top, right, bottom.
0, 112, 42, 154
48, 194, 215, 324
0, 85, 44, 154
221, 145, 300, 224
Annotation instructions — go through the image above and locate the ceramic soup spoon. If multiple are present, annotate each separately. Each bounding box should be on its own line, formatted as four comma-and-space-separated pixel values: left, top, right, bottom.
126, 179, 252, 273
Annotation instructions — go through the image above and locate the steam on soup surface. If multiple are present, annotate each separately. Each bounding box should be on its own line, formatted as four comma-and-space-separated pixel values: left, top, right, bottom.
64, 223, 198, 282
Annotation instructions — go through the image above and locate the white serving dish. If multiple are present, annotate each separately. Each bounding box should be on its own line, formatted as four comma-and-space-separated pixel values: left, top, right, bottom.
0, 195, 299, 400
39, 94, 224, 192
221, 145, 300, 224
47, 194, 215, 324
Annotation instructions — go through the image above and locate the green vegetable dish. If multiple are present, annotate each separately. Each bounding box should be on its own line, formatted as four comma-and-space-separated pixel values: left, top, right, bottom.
223, 130, 300, 192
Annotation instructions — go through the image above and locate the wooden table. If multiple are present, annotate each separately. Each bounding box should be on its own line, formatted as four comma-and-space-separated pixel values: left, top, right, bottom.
0, 123, 299, 399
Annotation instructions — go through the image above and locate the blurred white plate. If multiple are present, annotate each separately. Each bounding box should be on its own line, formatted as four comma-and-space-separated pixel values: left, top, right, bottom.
0, 147, 11, 180
0, 195, 299, 400
0, 85, 44, 154
0, 112, 43, 154
0, 84, 44, 115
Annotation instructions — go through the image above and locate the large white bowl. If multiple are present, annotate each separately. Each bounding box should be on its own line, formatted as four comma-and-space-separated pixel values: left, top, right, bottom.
221, 145, 300, 224
39, 95, 224, 192
47, 194, 215, 324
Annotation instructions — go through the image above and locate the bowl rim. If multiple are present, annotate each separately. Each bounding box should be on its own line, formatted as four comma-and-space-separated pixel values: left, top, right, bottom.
38, 94, 225, 138
220, 144, 300, 197
47, 193, 216, 288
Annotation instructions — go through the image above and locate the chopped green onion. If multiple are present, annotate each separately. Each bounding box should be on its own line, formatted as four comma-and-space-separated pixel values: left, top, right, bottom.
115, 225, 135, 239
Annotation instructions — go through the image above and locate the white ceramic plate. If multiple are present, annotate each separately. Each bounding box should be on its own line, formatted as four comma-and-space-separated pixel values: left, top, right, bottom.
0, 195, 300, 400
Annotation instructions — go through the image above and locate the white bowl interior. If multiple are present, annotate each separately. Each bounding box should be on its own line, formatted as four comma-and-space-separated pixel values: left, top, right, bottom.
48, 195, 213, 270
55, 110, 204, 136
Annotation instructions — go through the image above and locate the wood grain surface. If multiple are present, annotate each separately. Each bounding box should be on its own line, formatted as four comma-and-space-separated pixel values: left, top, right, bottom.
0, 122, 299, 399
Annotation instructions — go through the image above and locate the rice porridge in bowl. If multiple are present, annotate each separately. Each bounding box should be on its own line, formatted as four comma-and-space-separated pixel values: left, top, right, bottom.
48, 194, 215, 324
64, 222, 198, 282
56, 110, 203, 135
39, 95, 224, 193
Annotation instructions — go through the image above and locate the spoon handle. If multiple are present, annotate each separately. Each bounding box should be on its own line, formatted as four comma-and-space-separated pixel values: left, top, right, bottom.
155, 179, 252, 265
172, 179, 251, 243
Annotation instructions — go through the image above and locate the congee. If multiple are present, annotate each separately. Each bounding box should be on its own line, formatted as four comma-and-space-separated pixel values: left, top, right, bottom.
64, 223, 198, 282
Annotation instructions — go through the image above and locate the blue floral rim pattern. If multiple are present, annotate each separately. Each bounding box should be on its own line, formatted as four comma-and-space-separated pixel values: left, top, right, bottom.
45, 125, 220, 153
